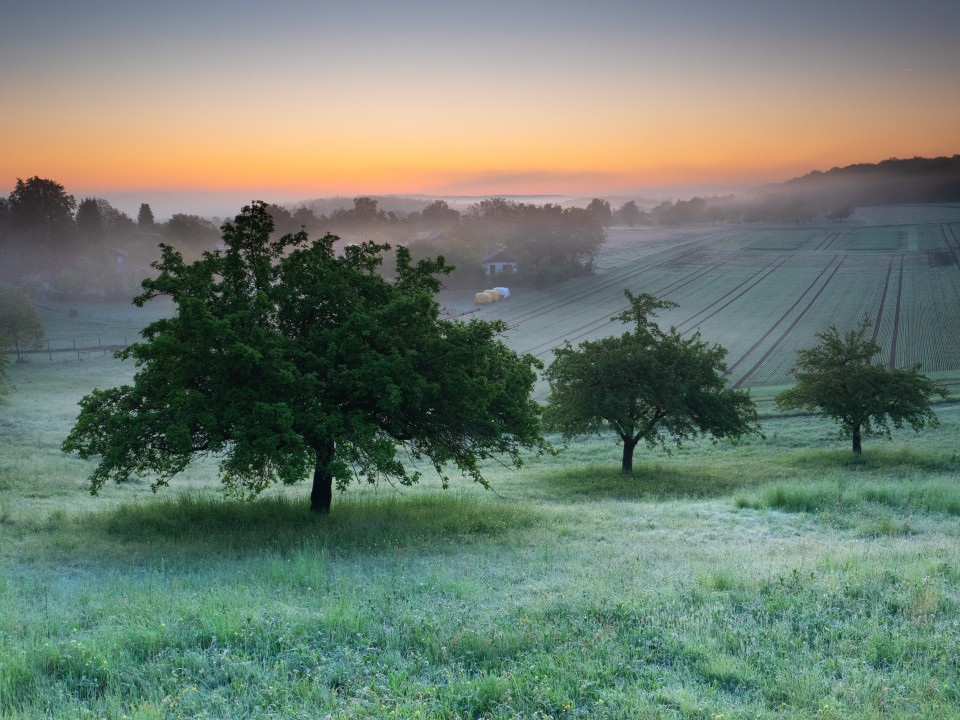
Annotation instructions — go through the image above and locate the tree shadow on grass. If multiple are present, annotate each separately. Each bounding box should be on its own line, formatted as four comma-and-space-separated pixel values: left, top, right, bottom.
775, 446, 959, 475
50, 491, 542, 565
532, 464, 752, 503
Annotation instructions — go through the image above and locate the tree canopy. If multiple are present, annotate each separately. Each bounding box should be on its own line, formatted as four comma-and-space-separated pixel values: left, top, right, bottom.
544, 291, 759, 473
7, 176, 77, 237
775, 318, 947, 453
6, 177, 77, 269
586, 198, 613, 227
62, 201, 546, 513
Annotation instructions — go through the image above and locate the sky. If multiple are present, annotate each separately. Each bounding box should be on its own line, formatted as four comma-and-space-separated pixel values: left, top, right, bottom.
2, 0, 959, 217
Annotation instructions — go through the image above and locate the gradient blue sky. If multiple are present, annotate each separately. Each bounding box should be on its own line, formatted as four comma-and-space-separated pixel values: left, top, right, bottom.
3, 0, 958, 216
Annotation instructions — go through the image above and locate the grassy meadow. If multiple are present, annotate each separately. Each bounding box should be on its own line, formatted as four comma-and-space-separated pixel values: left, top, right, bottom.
3, 208, 960, 719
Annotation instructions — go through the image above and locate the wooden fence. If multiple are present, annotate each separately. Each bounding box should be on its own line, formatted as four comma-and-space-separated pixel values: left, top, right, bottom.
6, 338, 130, 361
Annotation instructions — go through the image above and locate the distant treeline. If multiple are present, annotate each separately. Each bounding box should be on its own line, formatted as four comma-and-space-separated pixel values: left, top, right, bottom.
0, 178, 613, 293
273, 196, 610, 288
2, 156, 957, 295
634, 155, 960, 227
779, 155, 960, 207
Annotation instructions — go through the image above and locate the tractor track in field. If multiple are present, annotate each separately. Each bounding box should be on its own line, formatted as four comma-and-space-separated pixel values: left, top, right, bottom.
814, 231, 842, 252
505, 244, 698, 326
888, 255, 905, 369
726, 255, 846, 389
502, 230, 748, 329
941, 224, 960, 316
949, 224, 960, 246
520, 251, 743, 357
872, 255, 895, 343
940, 224, 960, 269
676, 255, 790, 336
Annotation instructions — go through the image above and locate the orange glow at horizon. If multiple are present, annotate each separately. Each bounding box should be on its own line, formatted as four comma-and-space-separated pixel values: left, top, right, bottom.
4, 0, 959, 202
9, 107, 957, 199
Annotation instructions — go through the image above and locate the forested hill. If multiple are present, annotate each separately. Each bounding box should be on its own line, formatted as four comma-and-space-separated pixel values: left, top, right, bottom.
773, 155, 960, 207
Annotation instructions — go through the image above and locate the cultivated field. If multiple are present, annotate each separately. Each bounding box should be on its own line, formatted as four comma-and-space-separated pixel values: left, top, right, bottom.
2, 205, 960, 719
459, 204, 960, 403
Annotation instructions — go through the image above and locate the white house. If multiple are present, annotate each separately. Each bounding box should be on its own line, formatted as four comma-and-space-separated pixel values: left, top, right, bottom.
481, 250, 518, 276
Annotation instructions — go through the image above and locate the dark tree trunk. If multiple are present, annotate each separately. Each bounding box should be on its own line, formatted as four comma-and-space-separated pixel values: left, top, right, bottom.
310, 442, 335, 514
852, 426, 862, 454
621, 437, 639, 474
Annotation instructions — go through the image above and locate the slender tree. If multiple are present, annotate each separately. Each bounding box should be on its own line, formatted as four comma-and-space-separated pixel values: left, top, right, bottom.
775, 318, 947, 453
0, 334, 9, 396
0, 287, 46, 363
137, 203, 155, 227
63, 202, 545, 513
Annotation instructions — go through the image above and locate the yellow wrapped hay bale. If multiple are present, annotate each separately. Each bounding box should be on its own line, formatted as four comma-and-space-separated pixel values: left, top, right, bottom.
484, 290, 503, 302
474, 292, 493, 304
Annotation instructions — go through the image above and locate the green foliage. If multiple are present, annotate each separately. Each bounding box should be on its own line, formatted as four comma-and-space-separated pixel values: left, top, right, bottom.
62, 202, 546, 513
775, 318, 947, 452
544, 291, 760, 472
0, 286, 46, 363
6, 342, 960, 718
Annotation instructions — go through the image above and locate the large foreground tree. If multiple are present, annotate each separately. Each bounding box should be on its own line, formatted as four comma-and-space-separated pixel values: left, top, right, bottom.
63, 202, 546, 513
544, 291, 760, 473
775, 318, 946, 453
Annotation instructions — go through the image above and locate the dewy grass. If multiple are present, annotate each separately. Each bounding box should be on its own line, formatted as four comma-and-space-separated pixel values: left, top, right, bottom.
4, 308, 960, 717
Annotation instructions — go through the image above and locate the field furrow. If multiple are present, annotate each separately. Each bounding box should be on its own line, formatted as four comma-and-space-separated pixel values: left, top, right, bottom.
887, 255, 905, 369
730, 257, 848, 388
871, 255, 895, 343
677, 256, 789, 335
485, 208, 960, 396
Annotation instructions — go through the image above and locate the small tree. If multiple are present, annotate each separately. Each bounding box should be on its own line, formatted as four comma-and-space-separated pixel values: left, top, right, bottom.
63, 202, 546, 513
0, 287, 46, 363
826, 203, 854, 223
775, 318, 947, 453
0, 335, 9, 396
544, 291, 760, 473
